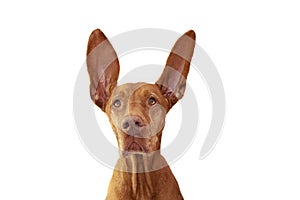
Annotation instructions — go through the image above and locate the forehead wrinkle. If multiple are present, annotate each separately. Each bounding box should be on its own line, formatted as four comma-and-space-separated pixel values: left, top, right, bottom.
128, 86, 153, 105
112, 90, 125, 98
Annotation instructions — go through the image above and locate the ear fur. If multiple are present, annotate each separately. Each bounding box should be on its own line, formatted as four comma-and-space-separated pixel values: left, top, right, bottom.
156, 30, 196, 109
86, 29, 120, 111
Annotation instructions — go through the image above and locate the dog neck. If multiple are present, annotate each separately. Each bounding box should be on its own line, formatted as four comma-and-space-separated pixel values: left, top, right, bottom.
116, 151, 167, 173
106, 152, 183, 199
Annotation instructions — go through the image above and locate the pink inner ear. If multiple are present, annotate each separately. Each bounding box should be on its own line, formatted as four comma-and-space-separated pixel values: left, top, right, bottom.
93, 80, 107, 110
155, 84, 179, 110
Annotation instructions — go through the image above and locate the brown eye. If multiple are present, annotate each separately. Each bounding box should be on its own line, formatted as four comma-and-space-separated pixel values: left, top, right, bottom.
148, 97, 157, 106
113, 99, 121, 108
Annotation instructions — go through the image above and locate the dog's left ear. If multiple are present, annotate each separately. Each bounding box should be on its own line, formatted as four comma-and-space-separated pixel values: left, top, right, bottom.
86, 29, 120, 112
156, 30, 196, 109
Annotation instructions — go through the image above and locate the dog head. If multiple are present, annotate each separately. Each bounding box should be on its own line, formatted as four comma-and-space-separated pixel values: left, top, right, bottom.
86, 29, 195, 155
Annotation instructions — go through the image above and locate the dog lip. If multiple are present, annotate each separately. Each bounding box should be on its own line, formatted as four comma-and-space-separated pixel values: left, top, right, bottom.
126, 141, 144, 152
123, 128, 149, 138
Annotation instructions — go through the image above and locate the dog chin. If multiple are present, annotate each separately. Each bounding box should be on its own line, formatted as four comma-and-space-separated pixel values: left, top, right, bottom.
119, 141, 146, 155
127, 141, 144, 151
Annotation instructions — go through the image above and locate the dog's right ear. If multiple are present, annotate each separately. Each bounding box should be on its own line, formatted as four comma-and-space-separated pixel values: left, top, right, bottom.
86, 29, 120, 112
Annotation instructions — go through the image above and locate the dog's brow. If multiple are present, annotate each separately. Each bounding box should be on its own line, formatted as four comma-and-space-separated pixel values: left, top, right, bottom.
113, 90, 125, 98
150, 93, 160, 100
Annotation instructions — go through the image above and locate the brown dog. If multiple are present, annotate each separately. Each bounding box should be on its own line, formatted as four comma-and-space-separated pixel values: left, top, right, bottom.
86, 29, 195, 200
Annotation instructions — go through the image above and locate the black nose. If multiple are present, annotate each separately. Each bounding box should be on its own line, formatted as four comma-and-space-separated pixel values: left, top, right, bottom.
121, 116, 145, 132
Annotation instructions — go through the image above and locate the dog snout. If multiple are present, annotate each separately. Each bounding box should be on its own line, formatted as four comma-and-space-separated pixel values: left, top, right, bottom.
121, 116, 145, 133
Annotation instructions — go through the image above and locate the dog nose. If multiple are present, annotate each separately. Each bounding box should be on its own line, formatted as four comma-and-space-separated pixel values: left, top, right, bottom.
121, 116, 145, 132
122, 121, 130, 129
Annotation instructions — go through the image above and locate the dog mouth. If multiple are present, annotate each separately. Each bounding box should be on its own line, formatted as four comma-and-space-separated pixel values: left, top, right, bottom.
126, 141, 144, 152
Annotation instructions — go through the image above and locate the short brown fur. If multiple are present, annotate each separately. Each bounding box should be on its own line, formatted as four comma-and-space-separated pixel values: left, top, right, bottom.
86, 29, 195, 200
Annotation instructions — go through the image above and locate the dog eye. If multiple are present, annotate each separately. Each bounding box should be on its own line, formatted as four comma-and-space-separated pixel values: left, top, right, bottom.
113, 99, 121, 108
148, 97, 157, 106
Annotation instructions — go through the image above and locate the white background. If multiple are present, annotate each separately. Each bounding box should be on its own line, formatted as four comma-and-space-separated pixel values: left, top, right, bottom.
1, 0, 300, 199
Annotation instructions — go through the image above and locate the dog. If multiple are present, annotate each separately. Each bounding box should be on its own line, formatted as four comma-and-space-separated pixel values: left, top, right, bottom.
86, 29, 195, 200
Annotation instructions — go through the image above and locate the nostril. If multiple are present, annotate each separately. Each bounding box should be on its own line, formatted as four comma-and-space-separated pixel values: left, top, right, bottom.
122, 116, 145, 131
135, 121, 141, 127
134, 120, 144, 127
122, 121, 129, 129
